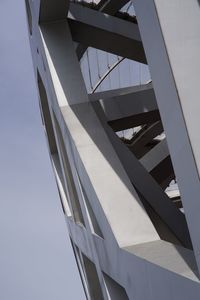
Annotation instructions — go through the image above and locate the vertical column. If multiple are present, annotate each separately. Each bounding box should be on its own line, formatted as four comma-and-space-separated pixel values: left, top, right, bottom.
134, 0, 200, 272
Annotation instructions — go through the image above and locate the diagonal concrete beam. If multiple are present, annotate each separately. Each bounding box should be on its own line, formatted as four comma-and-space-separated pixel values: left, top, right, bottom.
128, 121, 164, 158
68, 3, 146, 63
76, 0, 130, 59
39, 0, 70, 23
150, 156, 174, 190
93, 101, 192, 248
108, 127, 192, 249
140, 139, 174, 189
140, 139, 169, 173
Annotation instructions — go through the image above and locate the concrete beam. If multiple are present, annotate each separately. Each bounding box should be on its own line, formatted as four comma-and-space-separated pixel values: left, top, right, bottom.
68, 3, 146, 63
110, 127, 191, 248
150, 156, 174, 190
93, 102, 192, 248
140, 139, 169, 172
102, 87, 157, 122
109, 110, 160, 132
139, 138, 174, 189
128, 121, 163, 158
134, 0, 200, 272
90, 83, 159, 131
76, 0, 130, 60
89, 83, 152, 101
39, 0, 69, 23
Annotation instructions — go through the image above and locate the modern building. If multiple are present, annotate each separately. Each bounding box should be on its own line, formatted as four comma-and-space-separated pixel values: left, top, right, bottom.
25, 0, 200, 299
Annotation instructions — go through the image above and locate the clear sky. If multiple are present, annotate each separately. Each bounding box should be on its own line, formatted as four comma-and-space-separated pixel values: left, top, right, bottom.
0, 0, 85, 299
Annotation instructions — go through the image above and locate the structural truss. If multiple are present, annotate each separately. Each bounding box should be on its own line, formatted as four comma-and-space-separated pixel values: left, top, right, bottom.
25, 0, 200, 299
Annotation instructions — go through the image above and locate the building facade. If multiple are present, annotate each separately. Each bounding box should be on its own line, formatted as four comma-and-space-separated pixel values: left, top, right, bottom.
25, 0, 200, 299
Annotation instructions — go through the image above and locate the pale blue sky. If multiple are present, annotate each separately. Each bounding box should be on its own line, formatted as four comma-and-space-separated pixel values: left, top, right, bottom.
0, 0, 85, 299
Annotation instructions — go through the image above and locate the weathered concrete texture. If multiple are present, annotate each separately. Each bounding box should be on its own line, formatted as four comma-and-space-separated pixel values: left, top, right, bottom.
25, 0, 200, 298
